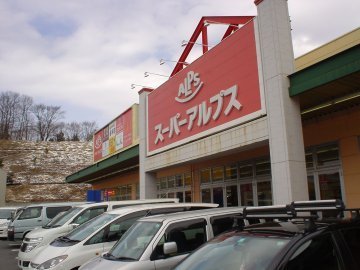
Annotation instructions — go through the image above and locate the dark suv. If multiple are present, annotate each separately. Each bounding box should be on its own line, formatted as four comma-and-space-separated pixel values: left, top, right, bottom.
173, 200, 360, 270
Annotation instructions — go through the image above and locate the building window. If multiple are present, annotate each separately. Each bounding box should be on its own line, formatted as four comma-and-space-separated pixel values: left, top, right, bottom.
305, 152, 314, 168
160, 178, 167, 189
175, 174, 184, 187
119, 185, 132, 200
184, 173, 192, 186
225, 164, 237, 180
201, 188, 211, 203
255, 159, 271, 176
212, 166, 224, 182
199, 157, 272, 207
200, 168, 211, 184
239, 163, 253, 179
156, 172, 192, 202
306, 142, 343, 202
168, 176, 175, 189
316, 144, 339, 167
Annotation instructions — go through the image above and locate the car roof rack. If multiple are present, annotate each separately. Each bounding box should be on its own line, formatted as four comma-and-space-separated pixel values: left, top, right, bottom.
241, 200, 349, 232
243, 205, 296, 220
291, 199, 345, 213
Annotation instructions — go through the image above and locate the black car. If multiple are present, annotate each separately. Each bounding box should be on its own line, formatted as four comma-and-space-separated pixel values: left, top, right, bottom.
173, 200, 360, 270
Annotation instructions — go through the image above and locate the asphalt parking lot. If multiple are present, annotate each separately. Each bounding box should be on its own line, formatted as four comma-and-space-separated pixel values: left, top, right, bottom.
0, 239, 21, 270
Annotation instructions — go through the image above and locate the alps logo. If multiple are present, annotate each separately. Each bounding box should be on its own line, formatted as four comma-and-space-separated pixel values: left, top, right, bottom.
175, 71, 204, 103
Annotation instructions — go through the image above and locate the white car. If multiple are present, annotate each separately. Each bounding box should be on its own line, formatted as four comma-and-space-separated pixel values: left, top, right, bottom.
0, 206, 18, 238
27, 203, 217, 270
18, 199, 179, 269
79, 207, 244, 270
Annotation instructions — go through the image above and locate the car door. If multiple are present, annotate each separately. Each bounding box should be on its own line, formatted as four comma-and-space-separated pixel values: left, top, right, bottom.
152, 218, 207, 270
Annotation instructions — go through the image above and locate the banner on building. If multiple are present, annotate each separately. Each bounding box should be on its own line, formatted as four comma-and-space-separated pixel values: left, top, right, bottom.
93, 104, 138, 162
147, 20, 265, 155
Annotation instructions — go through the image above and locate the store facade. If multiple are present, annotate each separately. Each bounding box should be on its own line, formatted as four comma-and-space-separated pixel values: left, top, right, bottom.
67, 0, 360, 208
66, 104, 140, 200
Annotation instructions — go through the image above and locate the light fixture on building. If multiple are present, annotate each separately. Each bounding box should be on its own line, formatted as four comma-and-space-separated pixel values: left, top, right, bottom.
203, 20, 239, 28
131, 83, 151, 89
181, 40, 212, 47
144, 72, 169, 78
159, 59, 189, 66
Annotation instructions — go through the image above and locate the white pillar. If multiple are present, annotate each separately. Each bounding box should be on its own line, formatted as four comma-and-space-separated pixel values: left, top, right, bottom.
255, 0, 308, 203
0, 169, 6, 206
138, 88, 157, 199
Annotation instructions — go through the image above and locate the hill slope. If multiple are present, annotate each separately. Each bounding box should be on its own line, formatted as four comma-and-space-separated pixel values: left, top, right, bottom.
0, 140, 93, 203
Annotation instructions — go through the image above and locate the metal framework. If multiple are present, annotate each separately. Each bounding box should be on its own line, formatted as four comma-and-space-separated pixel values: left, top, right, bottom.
171, 16, 255, 77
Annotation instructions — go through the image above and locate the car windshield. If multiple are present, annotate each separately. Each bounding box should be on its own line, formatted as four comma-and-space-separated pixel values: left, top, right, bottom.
107, 221, 162, 261
45, 207, 83, 228
174, 232, 290, 270
0, 209, 14, 219
65, 213, 117, 242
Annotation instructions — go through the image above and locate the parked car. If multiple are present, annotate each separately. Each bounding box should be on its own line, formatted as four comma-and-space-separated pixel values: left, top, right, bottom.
173, 199, 360, 270
17, 199, 179, 269
79, 207, 244, 270
27, 203, 218, 270
7, 202, 86, 241
0, 206, 19, 239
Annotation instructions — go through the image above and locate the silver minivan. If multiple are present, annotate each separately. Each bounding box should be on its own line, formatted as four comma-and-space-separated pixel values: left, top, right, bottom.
27, 203, 218, 270
80, 207, 244, 270
8, 202, 86, 241
17, 199, 180, 269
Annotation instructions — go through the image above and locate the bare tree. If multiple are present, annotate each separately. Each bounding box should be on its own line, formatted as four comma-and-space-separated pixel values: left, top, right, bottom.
80, 121, 98, 141
13, 94, 34, 140
31, 104, 65, 141
1, 90, 97, 142
0, 91, 19, 139
65, 121, 81, 141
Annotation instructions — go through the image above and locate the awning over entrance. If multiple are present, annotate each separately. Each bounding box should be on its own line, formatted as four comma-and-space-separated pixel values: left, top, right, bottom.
66, 144, 139, 184
289, 29, 360, 119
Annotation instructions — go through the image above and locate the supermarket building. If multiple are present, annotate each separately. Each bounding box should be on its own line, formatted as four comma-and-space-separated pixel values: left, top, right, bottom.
66, 0, 360, 208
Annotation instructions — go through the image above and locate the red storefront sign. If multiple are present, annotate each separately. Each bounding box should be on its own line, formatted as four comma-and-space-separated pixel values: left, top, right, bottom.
147, 20, 264, 155
93, 107, 133, 162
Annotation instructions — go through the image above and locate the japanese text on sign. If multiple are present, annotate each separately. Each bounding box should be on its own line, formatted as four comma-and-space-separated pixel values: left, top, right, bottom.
154, 84, 241, 144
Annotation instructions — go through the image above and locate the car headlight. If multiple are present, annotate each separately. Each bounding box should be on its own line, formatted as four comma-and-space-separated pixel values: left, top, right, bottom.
27, 237, 43, 242
36, 255, 68, 269
8, 226, 14, 232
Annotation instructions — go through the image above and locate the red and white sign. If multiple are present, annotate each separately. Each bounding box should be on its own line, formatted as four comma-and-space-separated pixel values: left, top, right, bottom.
147, 20, 264, 155
93, 106, 134, 162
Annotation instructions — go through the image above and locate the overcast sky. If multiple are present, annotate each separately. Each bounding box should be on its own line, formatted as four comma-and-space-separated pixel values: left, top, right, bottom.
0, 0, 359, 128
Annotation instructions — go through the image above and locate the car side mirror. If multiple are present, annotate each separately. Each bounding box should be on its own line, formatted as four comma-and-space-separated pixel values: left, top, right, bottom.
163, 242, 177, 255
71, 223, 79, 229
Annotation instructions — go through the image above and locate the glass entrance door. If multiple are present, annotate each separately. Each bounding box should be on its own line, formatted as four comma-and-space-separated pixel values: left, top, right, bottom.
318, 172, 342, 200
213, 187, 224, 207
226, 185, 238, 207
